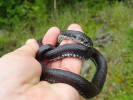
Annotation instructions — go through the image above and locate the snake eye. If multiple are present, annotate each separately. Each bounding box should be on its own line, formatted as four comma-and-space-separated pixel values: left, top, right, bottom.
73, 36, 76, 38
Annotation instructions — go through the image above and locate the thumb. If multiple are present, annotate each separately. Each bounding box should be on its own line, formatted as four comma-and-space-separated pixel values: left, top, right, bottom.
14, 39, 39, 58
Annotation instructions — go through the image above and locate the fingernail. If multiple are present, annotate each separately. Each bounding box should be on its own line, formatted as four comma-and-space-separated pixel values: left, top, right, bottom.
26, 39, 36, 46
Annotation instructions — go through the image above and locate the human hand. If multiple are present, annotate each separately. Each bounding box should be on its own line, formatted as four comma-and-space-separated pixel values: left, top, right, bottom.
0, 24, 83, 100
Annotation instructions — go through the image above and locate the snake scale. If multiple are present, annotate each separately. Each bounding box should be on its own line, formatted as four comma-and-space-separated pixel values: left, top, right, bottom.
36, 30, 108, 99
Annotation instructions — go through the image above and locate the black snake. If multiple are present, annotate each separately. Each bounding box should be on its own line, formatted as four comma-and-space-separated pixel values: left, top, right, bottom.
36, 30, 107, 99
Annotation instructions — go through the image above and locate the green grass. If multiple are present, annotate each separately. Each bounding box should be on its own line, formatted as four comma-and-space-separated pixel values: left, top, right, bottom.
0, 2, 133, 100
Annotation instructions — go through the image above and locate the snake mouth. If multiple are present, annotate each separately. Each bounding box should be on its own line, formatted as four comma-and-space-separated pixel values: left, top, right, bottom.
58, 35, 92, 47
48, 53, 86, 61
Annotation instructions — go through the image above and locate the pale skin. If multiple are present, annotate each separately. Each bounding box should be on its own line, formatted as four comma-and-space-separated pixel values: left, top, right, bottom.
0, 24, 83, 100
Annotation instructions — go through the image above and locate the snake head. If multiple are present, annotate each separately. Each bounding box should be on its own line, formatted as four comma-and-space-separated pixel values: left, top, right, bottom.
59, 30, 93, 47
78, 35, 93, 47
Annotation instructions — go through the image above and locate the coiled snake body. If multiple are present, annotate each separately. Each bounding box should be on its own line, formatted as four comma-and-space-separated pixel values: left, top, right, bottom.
36, 30, 107, 99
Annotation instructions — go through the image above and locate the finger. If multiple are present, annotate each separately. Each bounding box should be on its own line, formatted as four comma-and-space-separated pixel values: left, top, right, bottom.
40, 27, 61, 65
60, 24, 83, 74
14, 39, 39, 58
68, 24, 83, 32
42, 27, 60, 45
50, 24, 83, 74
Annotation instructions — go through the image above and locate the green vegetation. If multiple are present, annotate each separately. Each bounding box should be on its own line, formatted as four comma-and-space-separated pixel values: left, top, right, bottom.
0, 0, 133, 100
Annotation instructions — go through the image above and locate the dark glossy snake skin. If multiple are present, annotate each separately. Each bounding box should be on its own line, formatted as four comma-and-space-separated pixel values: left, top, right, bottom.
36, 30, 107, 99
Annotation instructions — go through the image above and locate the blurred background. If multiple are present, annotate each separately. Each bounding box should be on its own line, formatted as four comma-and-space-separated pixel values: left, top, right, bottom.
0, 0, 133, 99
